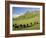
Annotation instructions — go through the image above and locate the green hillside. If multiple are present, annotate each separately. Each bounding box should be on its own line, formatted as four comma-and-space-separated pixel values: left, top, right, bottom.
13, 11, 40, 30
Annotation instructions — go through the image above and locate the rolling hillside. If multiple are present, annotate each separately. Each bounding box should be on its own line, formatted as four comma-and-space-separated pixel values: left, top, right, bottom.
13, 11, 40, 30
13, 11, 40, 24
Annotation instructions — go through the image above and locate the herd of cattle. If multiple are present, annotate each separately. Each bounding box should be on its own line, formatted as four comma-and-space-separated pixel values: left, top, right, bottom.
13, 22, 39, 29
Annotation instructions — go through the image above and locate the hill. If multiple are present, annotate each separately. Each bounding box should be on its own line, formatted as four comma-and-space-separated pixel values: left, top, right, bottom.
13, 11, 40, 30
13, 11, 39, 20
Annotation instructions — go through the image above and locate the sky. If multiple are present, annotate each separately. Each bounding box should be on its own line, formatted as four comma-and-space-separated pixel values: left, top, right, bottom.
12, 7, 40, 18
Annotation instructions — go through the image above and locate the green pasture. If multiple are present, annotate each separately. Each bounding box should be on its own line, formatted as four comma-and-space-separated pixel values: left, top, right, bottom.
12, 11, 40, 30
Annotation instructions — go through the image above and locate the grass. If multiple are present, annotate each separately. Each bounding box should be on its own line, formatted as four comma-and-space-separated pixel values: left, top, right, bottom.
12, 11, 40, 31
13, 24, 40, 31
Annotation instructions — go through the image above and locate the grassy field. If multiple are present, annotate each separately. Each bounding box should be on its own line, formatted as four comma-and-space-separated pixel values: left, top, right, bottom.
12, 11, 40, 31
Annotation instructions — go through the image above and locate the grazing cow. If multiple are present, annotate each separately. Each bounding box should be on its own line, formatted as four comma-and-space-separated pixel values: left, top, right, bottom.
26, 23, 32, 27
27, 23, 32, 27
15, 25, 19, 28
20, 24, 22, 27
23, 24, 26, 28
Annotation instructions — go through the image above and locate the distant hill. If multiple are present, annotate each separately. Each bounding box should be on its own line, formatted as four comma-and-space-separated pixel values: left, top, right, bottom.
13, 11, 40, 20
